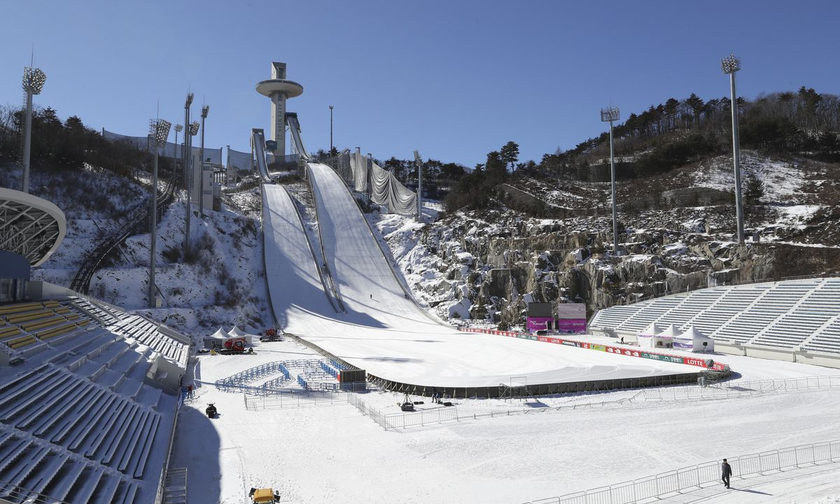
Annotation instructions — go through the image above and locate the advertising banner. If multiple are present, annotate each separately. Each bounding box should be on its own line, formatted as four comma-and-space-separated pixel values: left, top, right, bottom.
556, 319, 587, 333
527, 317, 555, 332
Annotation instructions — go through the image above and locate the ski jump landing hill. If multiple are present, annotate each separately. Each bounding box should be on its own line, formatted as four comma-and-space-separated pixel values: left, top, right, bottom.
261, 161, 705, 397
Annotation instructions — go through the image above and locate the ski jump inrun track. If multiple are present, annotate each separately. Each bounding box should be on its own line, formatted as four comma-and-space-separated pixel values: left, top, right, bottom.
261, 162, 705, 397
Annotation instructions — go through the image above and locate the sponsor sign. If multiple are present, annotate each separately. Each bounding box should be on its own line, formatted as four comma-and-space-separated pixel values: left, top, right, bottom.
556, 319, 587, 333
527, 316, 555, 332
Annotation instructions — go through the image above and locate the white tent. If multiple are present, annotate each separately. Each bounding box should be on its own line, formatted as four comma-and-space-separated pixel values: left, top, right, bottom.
204, 327, 231, 348
636, 322, 662, 347
210, 327, 230, 340
640, 324, 678, 349
674, 326, 715, 353
229, 326, 257, 344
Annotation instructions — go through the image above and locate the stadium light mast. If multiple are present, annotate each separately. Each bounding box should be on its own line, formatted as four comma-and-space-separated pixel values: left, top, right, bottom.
329, 105, 334, 155
173, 123, 183, 165
199, 105, 209, 217
21, 66, 46, 194
183, 93, 194, 254
148, 118, 171, 308
600, 106, 620, 254
722, 53, 745, 244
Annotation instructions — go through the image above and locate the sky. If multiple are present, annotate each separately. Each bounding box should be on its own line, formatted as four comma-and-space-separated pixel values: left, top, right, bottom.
2, 0, 839, 168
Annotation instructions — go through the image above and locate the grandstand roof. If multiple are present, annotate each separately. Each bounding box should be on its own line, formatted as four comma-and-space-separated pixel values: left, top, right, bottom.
0, 187, 66, 267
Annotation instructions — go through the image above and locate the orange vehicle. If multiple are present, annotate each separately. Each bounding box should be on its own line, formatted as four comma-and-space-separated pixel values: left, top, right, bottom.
249, 488, 279, 503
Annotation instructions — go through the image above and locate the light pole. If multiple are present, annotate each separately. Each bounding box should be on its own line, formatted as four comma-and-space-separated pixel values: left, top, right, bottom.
722, 53, 745, 244
148, 118, 171, 308
173, 123, 183, 165
329, 105, 334, 155
183, 93, 194, 254
600, 106, 620, 254
199, 105, 209, 217
21, 66, 46, 193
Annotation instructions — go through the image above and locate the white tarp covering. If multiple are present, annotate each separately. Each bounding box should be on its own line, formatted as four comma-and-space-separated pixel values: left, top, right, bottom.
370, 161, 418, 216
349, 151, 368, 192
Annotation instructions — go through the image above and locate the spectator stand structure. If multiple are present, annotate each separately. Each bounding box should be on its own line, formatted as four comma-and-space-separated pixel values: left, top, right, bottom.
214, 359, 354, 396
0, 295, 191, 504
589, 278, 840, 367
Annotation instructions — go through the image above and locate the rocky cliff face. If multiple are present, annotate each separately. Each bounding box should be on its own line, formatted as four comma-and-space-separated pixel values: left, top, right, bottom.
373, 152, 840, 328
377, 202, 840, 329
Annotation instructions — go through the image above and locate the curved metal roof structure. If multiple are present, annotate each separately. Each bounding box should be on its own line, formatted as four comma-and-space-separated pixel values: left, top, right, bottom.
0, 187, 66, 267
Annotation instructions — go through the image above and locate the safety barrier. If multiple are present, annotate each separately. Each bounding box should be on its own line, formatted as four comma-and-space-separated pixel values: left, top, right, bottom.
463, 328, 730, 372
243, 389, 348, 410
522, 439, 840, 504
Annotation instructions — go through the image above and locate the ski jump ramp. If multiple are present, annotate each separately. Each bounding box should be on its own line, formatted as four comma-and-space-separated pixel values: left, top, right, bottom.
263, 163, 701, 394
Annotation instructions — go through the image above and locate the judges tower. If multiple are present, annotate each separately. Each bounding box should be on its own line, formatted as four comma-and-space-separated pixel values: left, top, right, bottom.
256, 62, 303, 158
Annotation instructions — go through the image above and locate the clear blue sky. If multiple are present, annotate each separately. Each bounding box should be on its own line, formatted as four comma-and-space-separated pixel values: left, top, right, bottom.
2, 0, 838, 167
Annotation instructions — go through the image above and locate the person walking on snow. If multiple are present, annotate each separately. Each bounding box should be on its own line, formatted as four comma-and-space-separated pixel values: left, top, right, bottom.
721, 458, 732, 488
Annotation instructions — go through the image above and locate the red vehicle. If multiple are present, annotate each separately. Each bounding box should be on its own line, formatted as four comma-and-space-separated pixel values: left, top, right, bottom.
221, 337, 247, 354
260, 328, 283, 342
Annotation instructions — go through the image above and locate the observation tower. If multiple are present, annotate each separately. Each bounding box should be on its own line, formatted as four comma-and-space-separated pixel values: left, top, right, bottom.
256, 62, 303, 158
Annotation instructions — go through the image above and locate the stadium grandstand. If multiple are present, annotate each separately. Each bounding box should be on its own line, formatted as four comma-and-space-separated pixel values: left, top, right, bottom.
590, 277, 840, 367
0, 187, 191, 504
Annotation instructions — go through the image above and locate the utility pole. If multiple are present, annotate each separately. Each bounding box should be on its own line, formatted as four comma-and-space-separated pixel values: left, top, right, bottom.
414, 150, 423, 219
199, 105, 209, 217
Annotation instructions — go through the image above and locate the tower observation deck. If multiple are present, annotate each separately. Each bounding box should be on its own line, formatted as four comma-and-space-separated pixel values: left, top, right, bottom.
256, 62, 303, 158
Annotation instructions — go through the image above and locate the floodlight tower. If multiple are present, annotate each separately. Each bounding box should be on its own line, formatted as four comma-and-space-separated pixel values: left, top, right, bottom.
256, 62, 303, 158
722, 53, 745, 244
199, 105, 209, 217
183, 92, 194, 253
174, 123, 183, 164
600, 106, 620, 254
21, 66, 46, 193
329, 105, 334, 155
148, 118, 171, 308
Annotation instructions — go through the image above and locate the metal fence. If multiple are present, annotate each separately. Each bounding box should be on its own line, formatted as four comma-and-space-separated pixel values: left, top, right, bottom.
370, 374, 840, 431
640, 374, 840, 402
214, 359, 322, 391
523, 440, 840, 504
243, 389, 348, 410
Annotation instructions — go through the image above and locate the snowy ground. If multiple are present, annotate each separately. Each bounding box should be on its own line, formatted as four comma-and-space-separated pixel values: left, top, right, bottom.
172, 337, 840, 504
171, 165, 840, 503
89, 187, 273, 337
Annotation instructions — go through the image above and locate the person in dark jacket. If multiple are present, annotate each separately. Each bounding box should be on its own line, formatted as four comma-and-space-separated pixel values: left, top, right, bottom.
721, 458, 732, 488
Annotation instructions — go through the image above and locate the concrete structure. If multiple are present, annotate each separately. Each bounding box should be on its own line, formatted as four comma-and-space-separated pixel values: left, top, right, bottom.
0, 187, 66, 267
256, 62, 303, 158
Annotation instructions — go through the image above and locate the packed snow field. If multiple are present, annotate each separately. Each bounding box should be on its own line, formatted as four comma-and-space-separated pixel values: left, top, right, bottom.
173, 338, 840, 504
169, 163, 840, 504
263, 166, 699, 388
